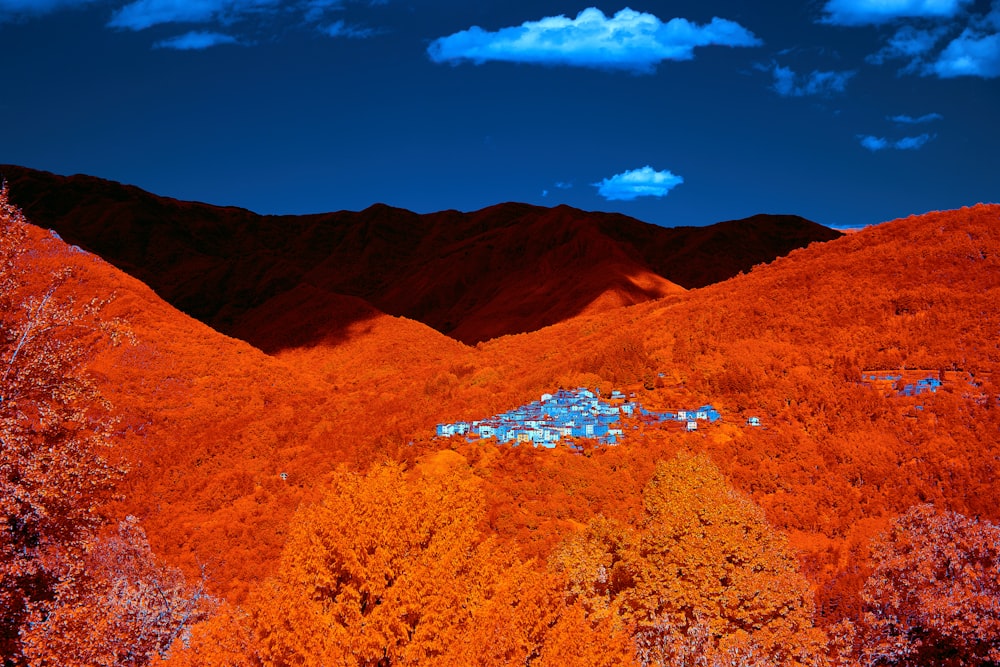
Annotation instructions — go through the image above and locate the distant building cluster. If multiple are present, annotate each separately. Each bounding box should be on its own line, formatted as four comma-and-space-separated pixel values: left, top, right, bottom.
861, 368, 1000, 413
862, 372, 902, 383
862, 372, 943, 397
436, 388, 721, 447
900, 376, 943, 396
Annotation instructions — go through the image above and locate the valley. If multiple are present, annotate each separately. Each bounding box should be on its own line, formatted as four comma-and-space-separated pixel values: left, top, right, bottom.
2, 173, 999, 666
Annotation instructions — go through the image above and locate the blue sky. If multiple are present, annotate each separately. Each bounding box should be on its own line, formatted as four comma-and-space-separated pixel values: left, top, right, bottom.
1, 0, 997, 227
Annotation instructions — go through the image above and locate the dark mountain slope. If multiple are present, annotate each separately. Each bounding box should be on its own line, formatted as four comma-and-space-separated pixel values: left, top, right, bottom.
597, 212, 844, 288
7, 213, 472, 600
1, 165, 839, 346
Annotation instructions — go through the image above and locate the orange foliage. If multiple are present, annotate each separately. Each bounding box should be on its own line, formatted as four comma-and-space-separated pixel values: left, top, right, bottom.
5, 188, 1000, 665
223, 452, 640, 666
249, 453, 526, 665
857, 505, 1000, 665
553, 453, 826, 666
0, 186, 128, 664
21, 517, 215, 667
157, 605, 257, 667
534, 603, 638, 667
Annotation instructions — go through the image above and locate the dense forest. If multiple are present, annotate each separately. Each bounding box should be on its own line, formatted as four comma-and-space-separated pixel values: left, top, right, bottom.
2, 182, 999, 665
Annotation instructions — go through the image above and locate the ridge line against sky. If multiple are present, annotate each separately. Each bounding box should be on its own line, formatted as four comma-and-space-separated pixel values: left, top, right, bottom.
0, 0, 997, 228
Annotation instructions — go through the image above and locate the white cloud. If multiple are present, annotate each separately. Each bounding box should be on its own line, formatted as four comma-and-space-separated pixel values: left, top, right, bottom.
767, 63, 855, 97
304, 0, 385, 21
543, 182, 572, 198
866, 25, 949, 66
427, 7, 761, 73
105, 0, 389, 47
0, 0, 96, 20
593, 166, 683, 201
830, 0, 1000, 79
323, 19, 380, 38
858, 133, 935, 150
859, 135, 890, 151
928, 29, 1000, 77
894, 133, 934, 148
304, 0, 342, 22
889, 112, 943, 123
153, 29, 238, 49
109, 0, 278, 31
821, 0, 973, 26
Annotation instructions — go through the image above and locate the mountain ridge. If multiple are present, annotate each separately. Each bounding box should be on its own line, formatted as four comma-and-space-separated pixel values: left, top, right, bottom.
1, 164, 841, 347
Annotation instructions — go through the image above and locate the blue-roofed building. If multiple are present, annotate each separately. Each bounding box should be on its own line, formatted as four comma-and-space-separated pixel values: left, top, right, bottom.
436, 421, 470, 437
435, 388, 724, 448
696, 405, 722, 422
900, 376, 942, 397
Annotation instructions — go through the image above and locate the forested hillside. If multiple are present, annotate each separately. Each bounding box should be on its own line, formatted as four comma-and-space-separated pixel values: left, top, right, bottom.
2, 184, 997, 665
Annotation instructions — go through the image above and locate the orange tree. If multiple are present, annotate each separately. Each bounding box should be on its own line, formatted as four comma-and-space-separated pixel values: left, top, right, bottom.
858, 504, 1000, 666
20, 516, 216, 667
184, 450, 642, 667
0, 185, 126, 664
552, 452, 828, 666
248, 453, 534, 666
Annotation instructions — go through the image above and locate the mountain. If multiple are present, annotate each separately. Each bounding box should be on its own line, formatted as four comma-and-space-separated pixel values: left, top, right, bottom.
9, 215, 473, 602
7, 177, 1000, 663
469, 202, 1000, 621
0, 165, 840, 346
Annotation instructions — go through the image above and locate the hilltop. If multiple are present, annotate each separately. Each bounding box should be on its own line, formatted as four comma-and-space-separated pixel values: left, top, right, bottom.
0, 164, 839, 346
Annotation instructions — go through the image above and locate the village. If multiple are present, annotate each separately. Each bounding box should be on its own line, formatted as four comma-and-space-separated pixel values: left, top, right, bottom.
860, 368, 1000, 412
861, 371, 944, 396
436, 387, 724, 447
436, 369, 972, 450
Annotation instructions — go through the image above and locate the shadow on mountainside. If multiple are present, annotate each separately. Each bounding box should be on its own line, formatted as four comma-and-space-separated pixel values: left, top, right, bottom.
1, 165, 840, 351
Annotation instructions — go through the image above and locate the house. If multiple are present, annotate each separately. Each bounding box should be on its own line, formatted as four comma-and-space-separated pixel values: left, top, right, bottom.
686, 421, 698, 431
900, 376, 942, 397
436, 422, 470, 437
696, 405, 722, 422
747, 416, 761, 427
